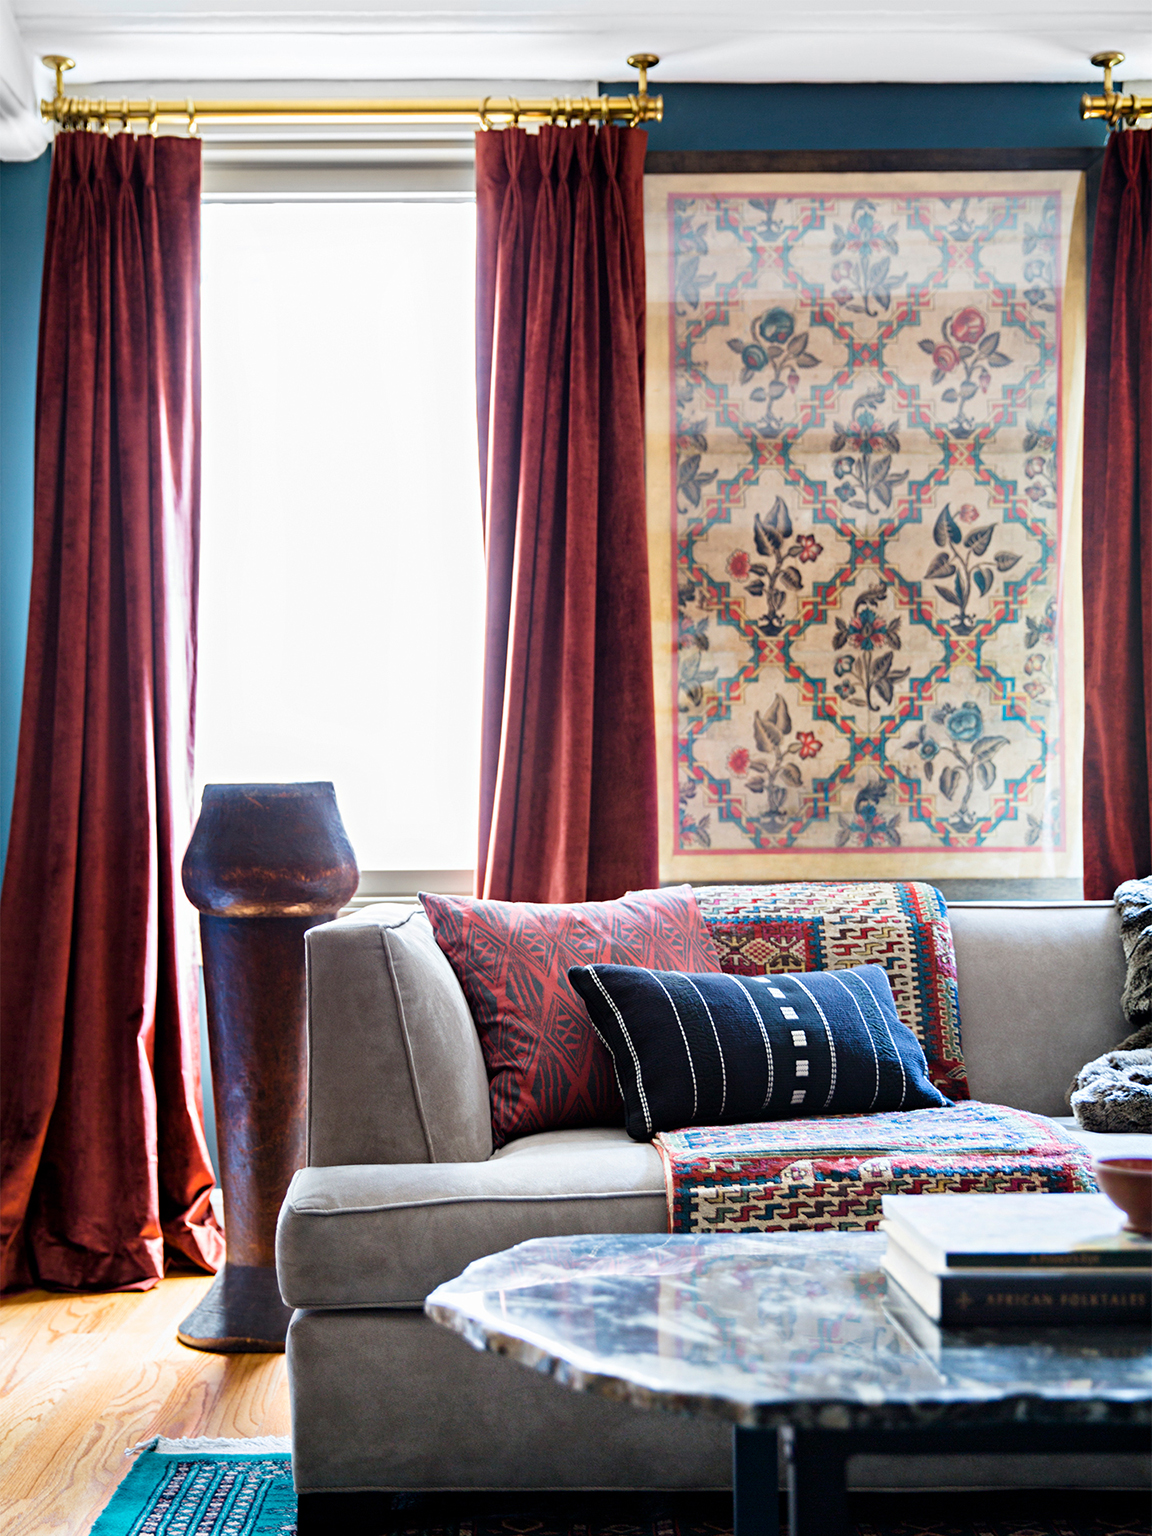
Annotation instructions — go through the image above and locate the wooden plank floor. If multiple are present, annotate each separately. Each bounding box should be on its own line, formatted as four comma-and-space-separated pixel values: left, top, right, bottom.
0, 1274, 291, 1536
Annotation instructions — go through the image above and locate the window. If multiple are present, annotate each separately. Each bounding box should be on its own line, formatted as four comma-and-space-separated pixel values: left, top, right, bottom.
196, 200, 483, 879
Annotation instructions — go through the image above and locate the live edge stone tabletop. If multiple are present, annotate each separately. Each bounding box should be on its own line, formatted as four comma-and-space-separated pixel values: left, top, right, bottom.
425, 1231, 1152, 1536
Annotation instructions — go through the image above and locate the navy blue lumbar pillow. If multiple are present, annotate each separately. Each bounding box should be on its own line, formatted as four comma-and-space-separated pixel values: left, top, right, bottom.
567, 962, 952, 1142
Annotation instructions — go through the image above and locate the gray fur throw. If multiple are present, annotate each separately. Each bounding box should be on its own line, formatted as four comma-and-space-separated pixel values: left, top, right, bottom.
1070, 1048, 1152, 1133
1115, 877, 1152, 1045
1069, 877, 1152, 1131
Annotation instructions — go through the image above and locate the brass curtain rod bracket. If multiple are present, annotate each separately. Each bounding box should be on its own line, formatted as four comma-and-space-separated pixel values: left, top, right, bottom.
1081, 50, 1152, 129
40, 53, 663, 133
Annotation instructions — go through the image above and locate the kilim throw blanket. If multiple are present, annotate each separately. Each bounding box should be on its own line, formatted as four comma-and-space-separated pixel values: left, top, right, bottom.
696, 881, 967, 1099
656, 1103, 1096, 1235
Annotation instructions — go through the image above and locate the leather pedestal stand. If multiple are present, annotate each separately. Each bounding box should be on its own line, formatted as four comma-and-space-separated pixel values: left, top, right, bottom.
177, 782, 358, 1353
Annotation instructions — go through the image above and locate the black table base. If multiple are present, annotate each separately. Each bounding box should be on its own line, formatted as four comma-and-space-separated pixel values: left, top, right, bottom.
733, 1421, 1150, 1536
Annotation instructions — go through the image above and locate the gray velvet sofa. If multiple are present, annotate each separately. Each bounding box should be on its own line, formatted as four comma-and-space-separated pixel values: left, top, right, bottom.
277, 898, 1150, 1495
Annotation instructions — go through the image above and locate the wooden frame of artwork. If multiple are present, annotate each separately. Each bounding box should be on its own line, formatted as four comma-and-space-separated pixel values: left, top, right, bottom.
644, 150, 1092, 885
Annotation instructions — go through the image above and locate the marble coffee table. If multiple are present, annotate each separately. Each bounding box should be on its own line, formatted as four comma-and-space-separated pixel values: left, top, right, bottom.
426, 1230, 1150, 1536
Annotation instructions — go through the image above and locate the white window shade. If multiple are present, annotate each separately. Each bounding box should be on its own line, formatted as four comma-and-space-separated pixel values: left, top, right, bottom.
196, 199, 484, 874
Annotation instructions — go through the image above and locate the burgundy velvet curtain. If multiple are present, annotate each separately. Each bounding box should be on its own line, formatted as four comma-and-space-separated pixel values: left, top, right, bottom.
1082, 132, 1152, 898
0, 134, 222, 1291
474, 123, 658, 904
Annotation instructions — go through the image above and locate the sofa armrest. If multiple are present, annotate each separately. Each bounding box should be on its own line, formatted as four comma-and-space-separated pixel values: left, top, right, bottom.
305, 903, 492, 1167
949, 902, 1129, 1115
277, 1128, 665, 1307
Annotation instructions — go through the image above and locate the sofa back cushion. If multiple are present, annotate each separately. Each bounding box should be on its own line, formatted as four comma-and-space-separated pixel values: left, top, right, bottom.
420, 886, 722, 1148
302, 897, 1133, 1170
696, 880, 967, 1101
305, 904, 493, 1166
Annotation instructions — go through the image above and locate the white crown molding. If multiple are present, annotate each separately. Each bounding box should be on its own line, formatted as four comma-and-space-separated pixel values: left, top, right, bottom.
10, 0, 1152, 87
1, 0, 51, 159
59, 76, 599, 97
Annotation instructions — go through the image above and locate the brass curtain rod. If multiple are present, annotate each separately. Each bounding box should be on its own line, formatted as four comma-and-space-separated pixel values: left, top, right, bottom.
39, 52, 663, 133
1080, 51, 1150, 128
38, 49, 1148, 137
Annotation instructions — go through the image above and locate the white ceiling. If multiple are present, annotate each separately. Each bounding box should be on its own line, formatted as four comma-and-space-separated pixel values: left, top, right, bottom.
12, 0, 1152, 87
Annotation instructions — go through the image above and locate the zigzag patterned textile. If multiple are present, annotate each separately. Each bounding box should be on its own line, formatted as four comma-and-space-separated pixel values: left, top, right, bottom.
697, 879, 967, 1098
656, 1103, 1096, 1235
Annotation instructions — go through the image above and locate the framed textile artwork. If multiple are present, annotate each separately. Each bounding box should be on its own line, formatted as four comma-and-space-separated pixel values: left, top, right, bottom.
645, 170, 1086, 883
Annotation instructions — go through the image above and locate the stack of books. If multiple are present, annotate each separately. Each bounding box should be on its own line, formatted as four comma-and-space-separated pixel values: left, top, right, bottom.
880, 1192, 1152, 1327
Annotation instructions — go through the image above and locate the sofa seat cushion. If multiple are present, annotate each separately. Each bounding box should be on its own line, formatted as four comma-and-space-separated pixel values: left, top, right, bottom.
277, 1127, 665, 1309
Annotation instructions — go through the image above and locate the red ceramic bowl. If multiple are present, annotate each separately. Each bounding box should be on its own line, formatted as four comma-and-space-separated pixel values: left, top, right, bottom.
1093, 1157, 1152, 1235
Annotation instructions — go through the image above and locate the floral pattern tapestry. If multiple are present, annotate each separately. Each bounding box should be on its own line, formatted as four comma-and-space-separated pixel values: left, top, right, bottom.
645, 172, 1085, 882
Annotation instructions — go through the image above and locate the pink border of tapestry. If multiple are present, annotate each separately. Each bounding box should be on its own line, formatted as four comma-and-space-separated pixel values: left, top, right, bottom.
664, 186, 1071, 859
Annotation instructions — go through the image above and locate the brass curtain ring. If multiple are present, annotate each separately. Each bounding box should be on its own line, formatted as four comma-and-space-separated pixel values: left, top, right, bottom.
478, 95, 493, 130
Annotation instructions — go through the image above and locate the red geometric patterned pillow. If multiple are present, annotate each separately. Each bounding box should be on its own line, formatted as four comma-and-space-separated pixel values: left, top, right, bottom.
420, 886, 723, 1148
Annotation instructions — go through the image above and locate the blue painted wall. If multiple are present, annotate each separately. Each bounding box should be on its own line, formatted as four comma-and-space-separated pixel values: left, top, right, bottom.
0, 149, 51, 878
599, 82, 1108, 152
0, 89, 1106, 878
0, 86, 1103, 888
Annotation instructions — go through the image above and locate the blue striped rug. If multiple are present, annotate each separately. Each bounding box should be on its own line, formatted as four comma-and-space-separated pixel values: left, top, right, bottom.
92, 1440, 295, 1536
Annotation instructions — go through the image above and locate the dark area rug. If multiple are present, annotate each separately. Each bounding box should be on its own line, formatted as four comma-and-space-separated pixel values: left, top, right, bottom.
92, 1452, 1150, 1536
298, 1489, 1151, 1536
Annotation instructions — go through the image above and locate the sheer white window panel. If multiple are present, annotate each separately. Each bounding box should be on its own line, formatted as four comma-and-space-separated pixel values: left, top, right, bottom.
197, 200, 483, 874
